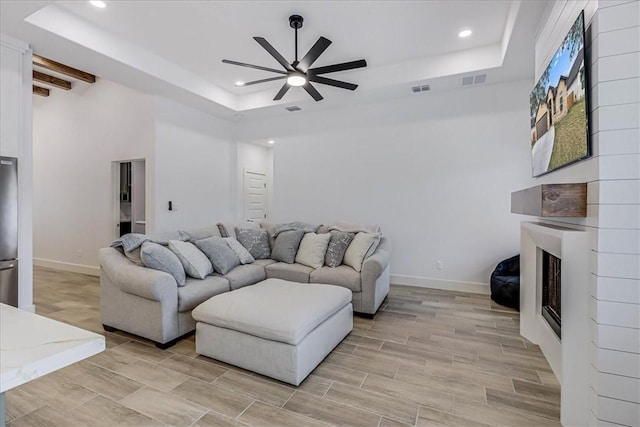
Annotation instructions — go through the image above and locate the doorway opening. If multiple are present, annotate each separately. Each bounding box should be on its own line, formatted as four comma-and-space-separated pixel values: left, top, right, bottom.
113, 159, 146, 238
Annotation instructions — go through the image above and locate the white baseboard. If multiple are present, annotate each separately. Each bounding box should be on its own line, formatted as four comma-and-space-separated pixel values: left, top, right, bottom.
34, 258, 100, 277
19, 304, 36, 313
391, 274, 490, 295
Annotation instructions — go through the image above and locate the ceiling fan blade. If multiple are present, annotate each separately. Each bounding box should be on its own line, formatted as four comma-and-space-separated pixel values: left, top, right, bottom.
222, 59, 286, 75
297, 37, 332, 72
308, 75, 357, 91
253, 37, 294, 71
273, 83, 291, 100
303, 82, 324, 101
309, 59, 367, 75
242, 76, 286, 86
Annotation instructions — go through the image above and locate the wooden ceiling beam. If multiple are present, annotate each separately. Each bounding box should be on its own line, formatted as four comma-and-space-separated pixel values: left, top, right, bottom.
32, 54, 96, 84
33, 70, 72, 90
33, 85, 50, 97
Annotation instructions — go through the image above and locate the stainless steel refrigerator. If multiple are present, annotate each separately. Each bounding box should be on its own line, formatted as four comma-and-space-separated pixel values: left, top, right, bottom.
0, 156, 18, 307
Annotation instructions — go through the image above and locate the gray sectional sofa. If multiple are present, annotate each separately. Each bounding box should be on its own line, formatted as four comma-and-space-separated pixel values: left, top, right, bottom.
99, 223, 390, 348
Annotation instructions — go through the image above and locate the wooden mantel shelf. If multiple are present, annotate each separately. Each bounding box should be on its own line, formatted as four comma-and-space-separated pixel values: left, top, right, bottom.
511, 183, 587, 217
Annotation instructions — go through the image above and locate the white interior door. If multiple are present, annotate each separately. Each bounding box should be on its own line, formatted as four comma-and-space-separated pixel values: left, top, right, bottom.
243, 171, 267, 222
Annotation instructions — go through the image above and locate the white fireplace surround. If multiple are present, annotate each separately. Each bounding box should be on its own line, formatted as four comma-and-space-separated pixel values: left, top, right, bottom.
520, 222, 590, 427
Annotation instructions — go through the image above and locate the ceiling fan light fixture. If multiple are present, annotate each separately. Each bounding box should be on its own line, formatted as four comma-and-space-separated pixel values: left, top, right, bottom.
287, 73, 307, 87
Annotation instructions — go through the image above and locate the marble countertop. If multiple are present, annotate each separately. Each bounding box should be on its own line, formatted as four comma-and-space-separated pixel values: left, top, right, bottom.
0, 303, 105, 393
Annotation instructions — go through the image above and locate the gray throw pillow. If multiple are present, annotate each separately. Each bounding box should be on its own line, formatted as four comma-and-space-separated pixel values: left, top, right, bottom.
124, 247, 144, 267
168, 240, 213, 279
325, 231, 355, 268
140, 241, 186, 286
271, 230, 305, 264
223, 237, 255, 264
195, 237, 241, 275
236, 228, 271, 259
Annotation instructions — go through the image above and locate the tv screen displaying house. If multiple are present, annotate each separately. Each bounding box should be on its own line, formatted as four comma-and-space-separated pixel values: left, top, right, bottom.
530, 12, 589, 177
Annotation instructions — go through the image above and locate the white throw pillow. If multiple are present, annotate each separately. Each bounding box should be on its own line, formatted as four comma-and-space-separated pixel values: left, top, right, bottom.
168, 240, 213, 279
343, 232, 381, 272
223, 237, 255, 264
295, 232, 331, 269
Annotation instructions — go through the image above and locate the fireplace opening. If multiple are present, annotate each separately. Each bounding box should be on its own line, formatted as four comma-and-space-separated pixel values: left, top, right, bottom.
542, 251, 561, 338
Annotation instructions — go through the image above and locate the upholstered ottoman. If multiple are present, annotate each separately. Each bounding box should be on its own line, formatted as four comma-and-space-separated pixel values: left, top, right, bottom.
191, 278, 353, 386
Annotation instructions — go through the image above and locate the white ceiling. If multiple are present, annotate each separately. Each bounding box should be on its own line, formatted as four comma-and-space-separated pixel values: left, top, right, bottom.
0, 1, 550, 119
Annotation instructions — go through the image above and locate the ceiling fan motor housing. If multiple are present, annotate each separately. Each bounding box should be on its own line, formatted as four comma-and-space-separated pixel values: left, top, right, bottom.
289, 15, 303, 29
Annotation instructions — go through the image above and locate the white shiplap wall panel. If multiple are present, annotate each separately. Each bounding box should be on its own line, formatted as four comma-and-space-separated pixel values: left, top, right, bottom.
590, 298, 640, 328
593, 128, 640, 155
595, 228, 640, 253
599, 154, 640, 180
592, 78, 640, 109
592, 275, 640, 303
591, 343, 640, 377
588, 180, 640, 204
593, 103, 640, 131
593, 322, 640, 353
535, 1, 640, 425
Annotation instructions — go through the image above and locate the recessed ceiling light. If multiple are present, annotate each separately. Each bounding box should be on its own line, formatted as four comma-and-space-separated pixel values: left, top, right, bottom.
458, 29, 472, 38
267, 140, 275, 144
89, 0, 106, 8
235, 81, 245, 87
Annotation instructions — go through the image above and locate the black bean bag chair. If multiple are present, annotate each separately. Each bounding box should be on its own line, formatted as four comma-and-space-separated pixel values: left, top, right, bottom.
490, 255, 520, 311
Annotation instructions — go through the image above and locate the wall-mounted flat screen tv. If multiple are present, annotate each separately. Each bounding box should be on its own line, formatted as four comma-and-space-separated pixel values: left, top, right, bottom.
530, 11, 590, 177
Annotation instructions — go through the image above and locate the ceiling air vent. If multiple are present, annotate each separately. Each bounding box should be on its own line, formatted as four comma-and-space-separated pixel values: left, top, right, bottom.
462, 74, 487, 86
285, 106, 302, 112
474, 74, 486, 84
411, 84, 430, 93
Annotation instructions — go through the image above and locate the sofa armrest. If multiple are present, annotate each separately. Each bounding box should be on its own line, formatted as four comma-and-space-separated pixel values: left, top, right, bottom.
359, 237, 391, 315
99, 247, 177, 302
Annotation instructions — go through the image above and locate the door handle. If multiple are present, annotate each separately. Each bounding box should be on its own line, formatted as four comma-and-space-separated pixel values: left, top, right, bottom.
0, 264, 15, 271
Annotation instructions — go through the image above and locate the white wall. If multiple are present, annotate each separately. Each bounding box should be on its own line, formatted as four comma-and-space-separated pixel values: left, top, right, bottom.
153, 96, 236, 232
532, 1, 639, 425
0, 34, 33, 310
33, 79, 154, 274
240, 80, 533, 291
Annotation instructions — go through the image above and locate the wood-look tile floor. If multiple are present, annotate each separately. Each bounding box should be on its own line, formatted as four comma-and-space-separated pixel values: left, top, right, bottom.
6, 267, 561, 427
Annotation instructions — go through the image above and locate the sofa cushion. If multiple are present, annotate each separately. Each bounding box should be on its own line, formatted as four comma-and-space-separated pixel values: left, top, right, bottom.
295, 233, 331, 269
183, 225, 221, 242
265, 262, 313, 283
310, 265, 361, 292
272, 222, 321, 237
343, 232, 381, 272
252, 259, 277, 268
222, 264, 267, 290
271, 230, 305, 264
168, 240, 213, 279
223, 237, 255, 264
195, 237, 240, 275
148, 230, 190, 245
140, 241, 186, 286
178, 276, 229, 312
325, 231, 355, 268
236, 228, 271, 260
191, 278, 352, 345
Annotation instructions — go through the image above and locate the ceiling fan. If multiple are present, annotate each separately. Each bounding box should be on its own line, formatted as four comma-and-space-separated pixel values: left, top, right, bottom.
222, 14, 367, 102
